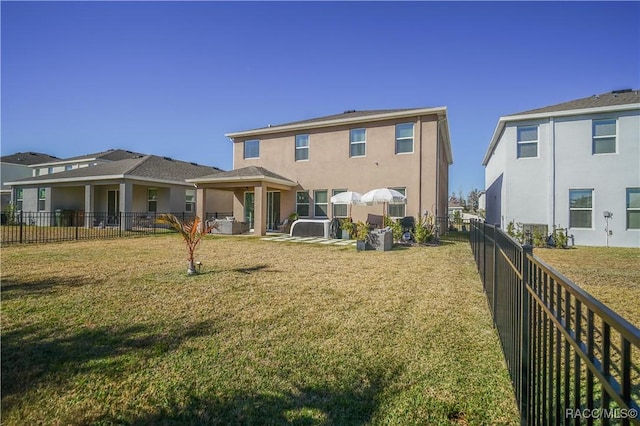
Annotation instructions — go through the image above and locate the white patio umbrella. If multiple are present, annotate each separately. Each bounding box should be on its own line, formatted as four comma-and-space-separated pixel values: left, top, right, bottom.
330, 191, 363, 219
361, 188, 407, 216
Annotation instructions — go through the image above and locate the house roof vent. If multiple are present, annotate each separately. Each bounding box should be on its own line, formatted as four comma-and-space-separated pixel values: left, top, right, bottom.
611, 88, 632, 94
163, 156, 173, 161
343, 109, 356, 114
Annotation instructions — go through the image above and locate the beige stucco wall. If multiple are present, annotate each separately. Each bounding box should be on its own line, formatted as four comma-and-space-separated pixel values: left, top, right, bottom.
232, 114, 448, 222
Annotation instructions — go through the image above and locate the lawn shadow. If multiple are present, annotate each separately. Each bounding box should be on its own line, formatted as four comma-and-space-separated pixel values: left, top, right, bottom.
1, 320, 219, 405
0, 275, 106, 300
103, 365, 400, 425
232, 264, 280, 274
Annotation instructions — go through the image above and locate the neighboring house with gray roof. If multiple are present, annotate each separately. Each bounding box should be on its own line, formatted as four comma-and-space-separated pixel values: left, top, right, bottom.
29, 149, 147, 176
6, 154, 232, 228
483, 89, 640, 247
1, 152, 61, 210
190, 107, 453, 236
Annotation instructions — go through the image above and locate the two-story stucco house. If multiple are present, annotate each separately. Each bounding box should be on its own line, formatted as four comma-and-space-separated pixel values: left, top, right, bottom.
483, 89, 640, 247
190, 108, 453, 236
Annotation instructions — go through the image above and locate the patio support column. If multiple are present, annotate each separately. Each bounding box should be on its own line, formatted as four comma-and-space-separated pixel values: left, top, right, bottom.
84, 184, 95, 228
119, 182, 133, 230
254, 183, 267, 236
196, 186, 206, 231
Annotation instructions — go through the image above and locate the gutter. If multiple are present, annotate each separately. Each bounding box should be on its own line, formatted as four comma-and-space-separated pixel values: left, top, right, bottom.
225, 107, 448, 138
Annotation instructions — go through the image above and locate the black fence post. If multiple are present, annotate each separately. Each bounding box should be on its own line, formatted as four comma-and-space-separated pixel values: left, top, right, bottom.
19, 210, 23, 243
118, 212, 122, 237
520, 244, 533, 425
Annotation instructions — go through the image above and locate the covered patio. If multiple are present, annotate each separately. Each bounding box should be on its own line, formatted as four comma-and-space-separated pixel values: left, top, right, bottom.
188, 166, 298, 236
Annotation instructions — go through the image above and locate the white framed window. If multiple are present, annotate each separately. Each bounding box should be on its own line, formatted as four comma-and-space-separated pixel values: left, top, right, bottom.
388, 187, 406, 218
16, 188, 23, 211
517, 125, 538, 158
295, 134, 309, 161
48, 167, 54, 174
395, 123, 414, 154
244, 139, 260, 159
569, 189, 593, 228
627, 188, 640, 230
38, 188, 46, 211
185, 189, 196, 212
332, 189, 348, 218
350, 128, 366, 157
314, 190, 328, 217
592, 119, 616, 154
148, 188, 158, 212
296, 191, 310, 217
65, 165, 73, 171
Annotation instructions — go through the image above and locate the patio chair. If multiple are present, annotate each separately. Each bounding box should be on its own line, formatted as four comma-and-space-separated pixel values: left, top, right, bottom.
366, 213, 384, 229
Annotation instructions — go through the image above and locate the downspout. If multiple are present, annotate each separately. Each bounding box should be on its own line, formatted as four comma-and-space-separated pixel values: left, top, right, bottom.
435, 118, 439, 219
418, 115, 423, 217
550, 117, 556, 229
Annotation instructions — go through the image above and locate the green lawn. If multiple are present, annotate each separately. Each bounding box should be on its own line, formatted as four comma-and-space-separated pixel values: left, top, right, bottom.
534, 246, 640, 328
1, 236, 518, 425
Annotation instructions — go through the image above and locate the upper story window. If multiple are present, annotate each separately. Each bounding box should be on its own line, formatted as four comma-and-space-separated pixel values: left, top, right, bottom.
185, 189, 196, 212
592, 119, 616, 154
148, 188, 158, 212
350, 128, 366, 157
65, 165, 73, 171
34, 169, 41, 176
244, 139, 260, 159
296, 191, 310, 217
517, 125, 538, 158
38, 188, 46, 211
295, 134, 309, 161
395, 123, 414, 154
627, 188, 640, 230
48, 167, 54, 174
15, 188, 23, 211
314, 190, 328, 217
569, 189, 593, 228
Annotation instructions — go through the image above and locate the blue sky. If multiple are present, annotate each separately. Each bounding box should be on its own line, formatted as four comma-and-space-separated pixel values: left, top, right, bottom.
2, 1, 639, 196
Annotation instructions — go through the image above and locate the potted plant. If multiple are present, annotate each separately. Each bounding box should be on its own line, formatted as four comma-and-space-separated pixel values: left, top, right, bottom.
340, 218, 355, 239
355, 221, 371, 251
155, 214, 217, 275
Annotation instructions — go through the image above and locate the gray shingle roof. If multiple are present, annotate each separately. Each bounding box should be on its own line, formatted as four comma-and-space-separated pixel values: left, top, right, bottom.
235, 108, 434, 134
0, 152, 61, 165
193, 166, 296, 183
63, 149, 147, 162
8, 155, 223, 184
508, 89, 640, 116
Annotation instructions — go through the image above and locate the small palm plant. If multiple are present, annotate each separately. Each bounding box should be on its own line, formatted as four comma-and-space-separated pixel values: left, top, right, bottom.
155, 214, 217, 275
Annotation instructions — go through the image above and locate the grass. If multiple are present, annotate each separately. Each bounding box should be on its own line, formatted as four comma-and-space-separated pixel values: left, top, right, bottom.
1, 235, 519, 425
534, 246, 640, 328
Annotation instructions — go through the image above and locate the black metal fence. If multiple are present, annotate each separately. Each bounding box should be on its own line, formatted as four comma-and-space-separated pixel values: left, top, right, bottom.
470, 220, 640, 425
437, 217, 471, 242
1, 211, 232, 245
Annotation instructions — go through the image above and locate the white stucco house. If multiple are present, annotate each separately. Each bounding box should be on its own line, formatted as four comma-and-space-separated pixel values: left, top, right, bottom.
482, 89, 640, 248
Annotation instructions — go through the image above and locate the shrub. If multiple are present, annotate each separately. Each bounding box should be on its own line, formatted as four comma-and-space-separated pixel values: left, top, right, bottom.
383, 215, 403, 242
412, 214, 435, 244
